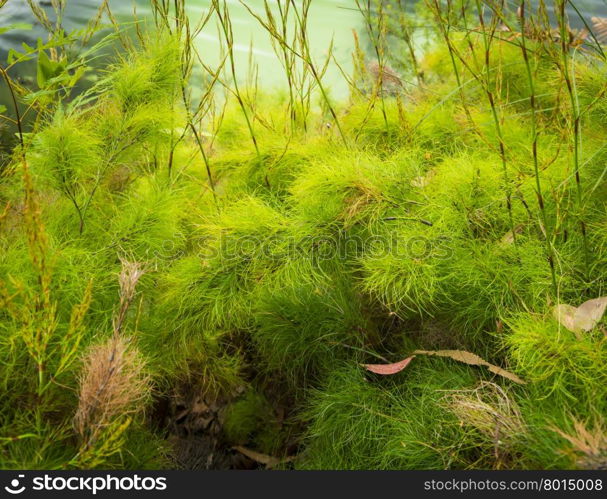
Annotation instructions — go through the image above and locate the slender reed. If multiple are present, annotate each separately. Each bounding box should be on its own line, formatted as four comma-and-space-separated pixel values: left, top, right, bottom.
517, 0, 558, 292
473, 0, 518, 246
428, 0, 517, 243
356, 0, 389, 131
241, 0, 348, 146
556, 0, 590, 278
213, 0, 261, 157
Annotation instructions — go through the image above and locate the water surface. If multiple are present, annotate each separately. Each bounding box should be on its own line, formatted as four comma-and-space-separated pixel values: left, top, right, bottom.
0, 0, 362, 97
2, 0, 607, 100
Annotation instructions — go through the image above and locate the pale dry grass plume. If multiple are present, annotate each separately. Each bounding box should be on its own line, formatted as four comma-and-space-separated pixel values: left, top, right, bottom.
443, 381, 526, 467
74, 260, 150, 453
74, 334, 150, 443
114, 259, 146, 335
552, 418, 607, 470
367, 60, 404, 94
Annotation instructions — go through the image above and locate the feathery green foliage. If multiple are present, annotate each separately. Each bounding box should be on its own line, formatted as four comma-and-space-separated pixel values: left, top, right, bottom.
1, 0, 607, 470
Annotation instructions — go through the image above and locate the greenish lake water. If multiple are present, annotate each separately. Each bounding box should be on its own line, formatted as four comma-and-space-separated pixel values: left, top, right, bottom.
1, 0, 607, 100
0, 0, 363, 98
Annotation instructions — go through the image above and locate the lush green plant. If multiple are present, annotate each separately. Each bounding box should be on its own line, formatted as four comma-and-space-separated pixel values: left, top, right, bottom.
1, 0, 606, 470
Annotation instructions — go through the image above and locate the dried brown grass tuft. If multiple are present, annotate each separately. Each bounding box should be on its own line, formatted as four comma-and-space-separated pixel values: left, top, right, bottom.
592, 16, 607, 44
443, 381, 526, 468
342, 181, 382, 228
553, 418, 607, 470
367, 60, 403, 93
74, 334, 150, 445
74, 260, 150, 454
114, 259, 145, 334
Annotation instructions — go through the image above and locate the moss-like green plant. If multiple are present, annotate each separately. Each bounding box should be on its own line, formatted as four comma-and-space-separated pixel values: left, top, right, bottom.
506, 313, 607, 411
223, 390, 280, 454
2, 0, 607, 471
299, 360, 479, 470
253, 276, 375, 385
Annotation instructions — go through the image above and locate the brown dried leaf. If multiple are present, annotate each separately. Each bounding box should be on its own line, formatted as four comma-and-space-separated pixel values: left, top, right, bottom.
413, 349, 526, 385
232, 446, 294, 469
363, 356, 415, 375
553, 297, 607, 336
553, 304, 580, 336
500, 224, 523, 245
575, 297, 607, 331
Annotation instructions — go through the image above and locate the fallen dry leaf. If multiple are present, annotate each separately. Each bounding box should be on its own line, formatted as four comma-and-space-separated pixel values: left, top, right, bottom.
575, 297, 607, 331
500, 224, 523, 245
363, 356, 415, 375
553, 304, 580, 337
413, 349, 526, 385
553, 297, 607, 337
232, 446, 294, 469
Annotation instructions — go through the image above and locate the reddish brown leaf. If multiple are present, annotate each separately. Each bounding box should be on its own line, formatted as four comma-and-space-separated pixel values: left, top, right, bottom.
363, 356, 415, 375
